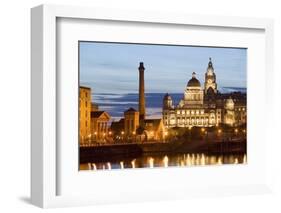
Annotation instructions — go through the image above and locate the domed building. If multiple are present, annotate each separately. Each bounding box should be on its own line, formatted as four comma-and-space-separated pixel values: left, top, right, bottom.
183, 72, 204, 106
163, 58, 247, 128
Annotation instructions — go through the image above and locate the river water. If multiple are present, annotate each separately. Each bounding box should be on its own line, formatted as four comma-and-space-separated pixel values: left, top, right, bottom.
80, 152, 247, 171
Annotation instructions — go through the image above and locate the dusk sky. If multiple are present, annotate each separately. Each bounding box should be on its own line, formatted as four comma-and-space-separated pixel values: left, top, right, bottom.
79, 42, 247, 94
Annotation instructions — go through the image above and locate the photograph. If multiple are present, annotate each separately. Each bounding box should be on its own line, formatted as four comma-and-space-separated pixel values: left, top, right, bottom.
78, 42, 247, 171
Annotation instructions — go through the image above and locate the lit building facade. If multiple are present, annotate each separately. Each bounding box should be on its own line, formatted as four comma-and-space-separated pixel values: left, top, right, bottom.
79, 86, 91, 143
80, 86, 111, 143
91, 111, 111, 141
124, 108, 139, 137
163, 58, 246, 128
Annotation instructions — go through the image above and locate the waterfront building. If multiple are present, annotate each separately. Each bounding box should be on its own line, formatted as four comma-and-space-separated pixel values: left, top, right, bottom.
163, 58, 246, 128
91, 111, 111, 141
144, 119, 165, 141
79, 86, 91, 143
110, 119, 125, 139
124, 108, 139, 137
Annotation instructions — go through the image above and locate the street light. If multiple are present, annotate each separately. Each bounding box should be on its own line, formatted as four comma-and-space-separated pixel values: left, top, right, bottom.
121, 131, 124, 141
88, 134, 91, 144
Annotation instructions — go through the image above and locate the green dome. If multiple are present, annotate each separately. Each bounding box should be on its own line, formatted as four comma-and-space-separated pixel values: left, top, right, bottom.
187, 72, 201, 87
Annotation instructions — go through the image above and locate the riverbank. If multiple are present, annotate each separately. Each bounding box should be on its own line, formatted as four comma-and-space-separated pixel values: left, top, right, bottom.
80, 139, 246, 163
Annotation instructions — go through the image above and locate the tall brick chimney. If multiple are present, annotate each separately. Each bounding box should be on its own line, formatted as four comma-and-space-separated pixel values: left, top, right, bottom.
138, 62, 145, 127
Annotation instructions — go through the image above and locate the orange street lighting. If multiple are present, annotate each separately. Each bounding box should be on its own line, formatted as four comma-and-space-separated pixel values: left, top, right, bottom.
121, 131, 124, 135
94, 132, 97, 135
132, 131, 136, 135
109, 131, 112, 135
201, 128, 205, 132
235, 129, 238, 133
218, 129, 222, 134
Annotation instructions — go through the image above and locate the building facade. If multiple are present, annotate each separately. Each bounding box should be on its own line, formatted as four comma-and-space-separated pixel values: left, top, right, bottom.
79, 86, 92, 143
91, 111, 111, 141
163, 58, 246, 128
124, 108, 139, 137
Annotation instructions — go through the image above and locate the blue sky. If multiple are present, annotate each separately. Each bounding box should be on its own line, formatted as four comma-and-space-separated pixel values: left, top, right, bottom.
79, 42, 247, 94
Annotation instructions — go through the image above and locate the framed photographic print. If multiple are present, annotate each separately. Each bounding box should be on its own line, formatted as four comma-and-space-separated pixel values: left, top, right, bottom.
31, 4, 274, 208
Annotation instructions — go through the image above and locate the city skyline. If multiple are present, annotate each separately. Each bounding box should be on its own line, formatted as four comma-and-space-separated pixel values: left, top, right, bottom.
79, 41, 247, 94
79, 42, 247, 170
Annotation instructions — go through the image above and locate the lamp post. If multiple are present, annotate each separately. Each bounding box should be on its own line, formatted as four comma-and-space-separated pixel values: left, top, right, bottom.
121, 131, 124, 141
132, 131, 136, 143
201, 128, 205, 141
88, 134, 91, 144
94, 132, 97, 143
218, 129, 222, 141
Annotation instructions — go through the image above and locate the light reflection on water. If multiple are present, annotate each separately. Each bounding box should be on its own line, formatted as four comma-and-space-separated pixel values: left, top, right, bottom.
80, 153, 247, 171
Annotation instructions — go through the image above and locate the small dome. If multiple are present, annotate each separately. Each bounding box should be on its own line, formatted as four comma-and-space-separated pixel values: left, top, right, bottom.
187, 72, 201, 87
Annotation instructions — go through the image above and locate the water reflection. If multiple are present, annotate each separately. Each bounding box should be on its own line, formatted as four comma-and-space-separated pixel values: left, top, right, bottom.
81, 153, 247, 171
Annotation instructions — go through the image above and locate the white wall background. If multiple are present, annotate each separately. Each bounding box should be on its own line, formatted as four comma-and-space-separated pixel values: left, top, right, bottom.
0, 0, 280, 212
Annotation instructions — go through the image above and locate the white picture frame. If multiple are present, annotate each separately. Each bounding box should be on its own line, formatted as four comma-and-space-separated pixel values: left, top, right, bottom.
31, 4, 274, 208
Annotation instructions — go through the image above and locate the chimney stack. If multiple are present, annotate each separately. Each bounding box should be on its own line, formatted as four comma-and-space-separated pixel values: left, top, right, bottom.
138, 62, 145, 127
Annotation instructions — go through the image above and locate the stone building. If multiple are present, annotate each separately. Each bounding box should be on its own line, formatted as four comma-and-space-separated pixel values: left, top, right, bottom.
91, 111, 111, 141
79, 86, 91, 143
144, 119, 165, 141
79, 86, 111, 143
124, 107, 139, 137
163, 58, 246, 128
